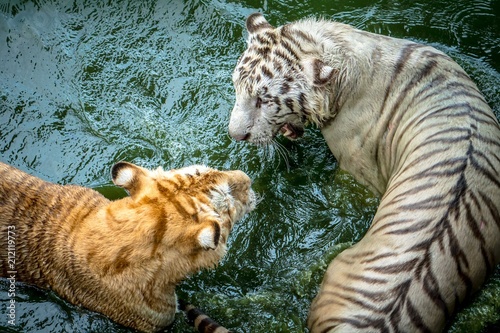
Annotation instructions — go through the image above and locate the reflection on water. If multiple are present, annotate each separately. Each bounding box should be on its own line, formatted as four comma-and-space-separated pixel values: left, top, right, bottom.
0, 0, 499, 332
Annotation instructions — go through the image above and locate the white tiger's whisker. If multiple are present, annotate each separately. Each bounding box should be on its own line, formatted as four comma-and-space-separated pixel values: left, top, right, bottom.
271, 139, 291, 171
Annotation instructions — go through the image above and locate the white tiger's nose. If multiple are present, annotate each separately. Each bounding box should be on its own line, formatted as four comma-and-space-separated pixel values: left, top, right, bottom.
229, 129, 250, 141
228, 105, 252, 141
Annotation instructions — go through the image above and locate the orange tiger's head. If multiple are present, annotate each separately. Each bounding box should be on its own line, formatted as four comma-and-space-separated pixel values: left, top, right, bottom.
96, 161, 256, 279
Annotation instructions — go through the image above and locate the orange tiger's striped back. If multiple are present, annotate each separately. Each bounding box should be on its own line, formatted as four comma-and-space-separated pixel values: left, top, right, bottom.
0, 161, 256, 332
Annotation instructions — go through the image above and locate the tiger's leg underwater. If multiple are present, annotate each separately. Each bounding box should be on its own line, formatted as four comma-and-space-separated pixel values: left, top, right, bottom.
229, 13, 500, 333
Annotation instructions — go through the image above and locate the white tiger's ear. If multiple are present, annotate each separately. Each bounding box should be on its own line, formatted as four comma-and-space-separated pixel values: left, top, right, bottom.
246, 13, 274, 34
302, 58, 335, 87
111, 161, 146, 197
197, 222, 221, 250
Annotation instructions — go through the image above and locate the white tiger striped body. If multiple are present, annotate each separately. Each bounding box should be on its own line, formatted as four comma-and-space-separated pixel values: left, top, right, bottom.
229, 14, 500, 332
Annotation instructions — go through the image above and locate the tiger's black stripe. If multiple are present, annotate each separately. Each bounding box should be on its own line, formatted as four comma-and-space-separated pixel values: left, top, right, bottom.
178, 299, 231, 333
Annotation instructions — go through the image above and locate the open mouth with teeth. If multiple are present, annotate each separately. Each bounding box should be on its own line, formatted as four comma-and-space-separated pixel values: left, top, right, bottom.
279, 123, 304, 140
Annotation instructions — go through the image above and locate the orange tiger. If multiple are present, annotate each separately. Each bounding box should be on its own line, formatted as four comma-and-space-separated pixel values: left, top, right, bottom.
0, 161, 255, 332
229, 13, 500, 332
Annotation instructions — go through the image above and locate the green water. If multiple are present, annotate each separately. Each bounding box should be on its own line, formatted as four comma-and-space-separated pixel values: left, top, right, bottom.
0, 0, 499, 332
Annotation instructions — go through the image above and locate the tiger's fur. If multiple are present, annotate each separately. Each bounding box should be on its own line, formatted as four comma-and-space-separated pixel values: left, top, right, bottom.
229, 13, 500, 333
179, 299, 231, 333
0, 161, 255, 332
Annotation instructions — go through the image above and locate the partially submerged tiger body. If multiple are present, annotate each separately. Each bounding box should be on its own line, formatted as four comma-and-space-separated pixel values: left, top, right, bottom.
0, 161, 255, 332
229, 13, 500, 332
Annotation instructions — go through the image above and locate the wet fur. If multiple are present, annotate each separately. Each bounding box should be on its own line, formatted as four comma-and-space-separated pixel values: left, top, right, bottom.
0, 161, 255, 332
230, 14, 500, 333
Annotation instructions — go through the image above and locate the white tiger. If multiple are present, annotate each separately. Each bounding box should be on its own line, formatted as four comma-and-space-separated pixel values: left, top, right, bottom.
229, 13, 500, 333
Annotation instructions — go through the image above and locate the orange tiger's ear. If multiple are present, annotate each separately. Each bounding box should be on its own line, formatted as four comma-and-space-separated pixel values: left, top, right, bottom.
246, 13, 274, 34
302, 58, 335, 87
111, 161, 146, 197
197, 221, 221, 250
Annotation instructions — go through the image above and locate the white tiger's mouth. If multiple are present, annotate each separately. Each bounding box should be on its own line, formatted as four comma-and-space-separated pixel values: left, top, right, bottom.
279, 123, 304, 140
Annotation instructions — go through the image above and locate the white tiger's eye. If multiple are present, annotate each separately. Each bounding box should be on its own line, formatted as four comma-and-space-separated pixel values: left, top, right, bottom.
256, 96, 271, 108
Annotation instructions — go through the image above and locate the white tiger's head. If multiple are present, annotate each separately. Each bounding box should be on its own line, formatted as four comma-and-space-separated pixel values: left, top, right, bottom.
229, 13, 336, 145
